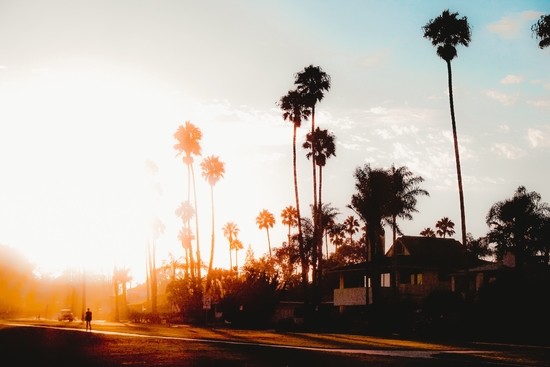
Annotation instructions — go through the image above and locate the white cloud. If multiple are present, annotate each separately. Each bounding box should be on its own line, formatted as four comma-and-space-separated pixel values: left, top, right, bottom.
492, 143, 526, 159
487, 11, 543, 39
356, 49, 391, 69
531, 79, 543, 84
370, 106, 387, 114
374, 129, 391, 139
391, 125, 419, 135
0, 65, 6, 69
498, 125, 510, 133
500, 75, 525, 84
527, 126, 550, 147
527, 99, 550, 108
483, 90, 518, 105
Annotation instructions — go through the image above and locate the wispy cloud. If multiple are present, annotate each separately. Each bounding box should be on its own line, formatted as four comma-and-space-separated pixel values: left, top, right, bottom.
0, 65, 6, 69
487, 11, 543, 39
498, 125, 510, 133
483, 90, 519, 105
527, 126, 550, 147
492, 143, 526, 159
356, 49, 391, 69
500, 75, 525, 84
527, 99, 550, 108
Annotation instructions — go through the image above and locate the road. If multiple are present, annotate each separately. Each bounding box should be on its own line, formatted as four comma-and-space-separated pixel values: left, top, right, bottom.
0, 320, 548, 366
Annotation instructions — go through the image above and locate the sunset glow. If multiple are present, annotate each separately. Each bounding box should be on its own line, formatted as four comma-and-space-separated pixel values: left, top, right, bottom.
1, 0, 549, 286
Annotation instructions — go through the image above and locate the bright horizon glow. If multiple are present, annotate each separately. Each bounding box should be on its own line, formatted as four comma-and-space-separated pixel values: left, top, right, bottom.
1, 1, 549, 285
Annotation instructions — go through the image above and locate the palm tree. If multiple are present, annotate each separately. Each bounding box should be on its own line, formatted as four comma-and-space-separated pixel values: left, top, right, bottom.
328, 222, 346, 251
420, 227, 436, 237
436, 217, 456, 238
256, 209, 276, 257
486, 186, 550, 276
343, 215, 360, 245
222, 222, 239, 270
149, 217, 165, 313
173, 121, 203, 280
231, 238, 244, 272
303, 128, 337, 208
113, 267, 132, 321
423, 10, 471, 247
161, 252, 185, 281
532, 14, 550, 49
350, 164, 393, 305
294, 65, 331, 216
281, 206, 298, 245
278, 89, 311, 289
178, 227, 195, 278
200, 155, 225, 284
319, 203, 340, 261
386, 164, 429, 245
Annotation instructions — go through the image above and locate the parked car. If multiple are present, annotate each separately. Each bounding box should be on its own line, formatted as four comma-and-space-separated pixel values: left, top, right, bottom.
58, 309, 74, 322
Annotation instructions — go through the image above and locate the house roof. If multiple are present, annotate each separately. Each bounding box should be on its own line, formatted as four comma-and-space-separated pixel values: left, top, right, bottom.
326, 236, 470, 274
386, 236, 468, 269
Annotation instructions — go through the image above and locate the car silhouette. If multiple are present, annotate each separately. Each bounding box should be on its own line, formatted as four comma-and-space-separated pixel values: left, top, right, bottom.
58, 309, 74, 322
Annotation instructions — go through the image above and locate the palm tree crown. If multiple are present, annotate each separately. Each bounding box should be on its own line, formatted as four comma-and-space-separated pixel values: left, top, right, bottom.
436, 217, 456, 238
294, 65, 331, 111
420, 227, 436, 237
422, 9, 472, 62
532, 14, 550, 49
200, 155, 225, 186
173, 121, 202, 164
256, 209, 276, 257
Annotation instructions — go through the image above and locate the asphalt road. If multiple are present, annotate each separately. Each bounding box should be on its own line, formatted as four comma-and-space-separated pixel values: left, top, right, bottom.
0, 320, 548, 366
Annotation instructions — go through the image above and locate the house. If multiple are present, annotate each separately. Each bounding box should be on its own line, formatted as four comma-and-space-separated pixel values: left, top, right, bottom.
328, 236, 478, 313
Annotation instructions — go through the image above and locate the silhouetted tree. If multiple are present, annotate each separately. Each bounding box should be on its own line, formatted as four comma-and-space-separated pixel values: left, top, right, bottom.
278, 89, 311, 291
175, 200, 195, 278
350, 164, 393, 305
486, 186, 550, 276
420, 227, 436, 237
436, 217, 456, 238
532, 14, 550, 49
200, 155, 225, 288
465, 233, 493, 261
256, 209, 276, 257
423, 10, 471, 247
174, 121, 203, 280
281, 206, 298, 246
222, 222, 239, 271
343, 215, 360, 244
386, 164, 429, 245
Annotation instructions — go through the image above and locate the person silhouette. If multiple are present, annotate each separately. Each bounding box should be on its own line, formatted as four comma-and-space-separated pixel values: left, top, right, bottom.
85, 308, 92, 331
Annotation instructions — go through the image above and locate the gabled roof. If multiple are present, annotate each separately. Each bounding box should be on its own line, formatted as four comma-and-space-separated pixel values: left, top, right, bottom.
386, 236, 467, 269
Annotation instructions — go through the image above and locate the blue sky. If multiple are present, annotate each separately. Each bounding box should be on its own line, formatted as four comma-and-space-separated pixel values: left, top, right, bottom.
0, 0, 549, 283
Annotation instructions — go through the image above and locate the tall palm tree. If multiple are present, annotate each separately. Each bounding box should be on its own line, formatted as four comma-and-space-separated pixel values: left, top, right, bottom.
532, 14, 550, 49
231, 238, 244, 272
200, 155, 225, 284
281, 206, 298, 245
423, 10, 471, 247
294, 65, 331, 216
303, 128, 336, 208
175, 200, 195, 277
420, 227, 436, 237
436, 217, 456, 238
173, 121, 203, 280
278, 90, 311, 289
222, 222, 239, 270
256, 209, 276, 257
319, 203, 340, 261
178, 227, 195, 278
343, 215, 360, 245
328, 222, 346, 251
386, 164, 429, 245
150, 217, 165, 313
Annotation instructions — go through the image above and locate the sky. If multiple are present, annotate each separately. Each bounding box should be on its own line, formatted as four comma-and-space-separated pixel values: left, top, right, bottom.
1, 0, 549, 285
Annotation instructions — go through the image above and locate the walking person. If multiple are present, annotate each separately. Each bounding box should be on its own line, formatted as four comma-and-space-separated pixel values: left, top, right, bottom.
85, 308, 92, 331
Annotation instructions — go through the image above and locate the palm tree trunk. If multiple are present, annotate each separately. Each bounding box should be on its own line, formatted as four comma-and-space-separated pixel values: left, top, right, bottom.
186, 162, 195, 280
266, 228, 272, 257
446, 59, 467, 247
191, 164, 202, 281
229, 239, 233, 271
293, 124, 308, 290
208, 185, 215, 281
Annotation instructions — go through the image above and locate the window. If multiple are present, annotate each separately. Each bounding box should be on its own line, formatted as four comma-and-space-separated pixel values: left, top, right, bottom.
381, 273, 390, 287
410, 273, 422, 285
